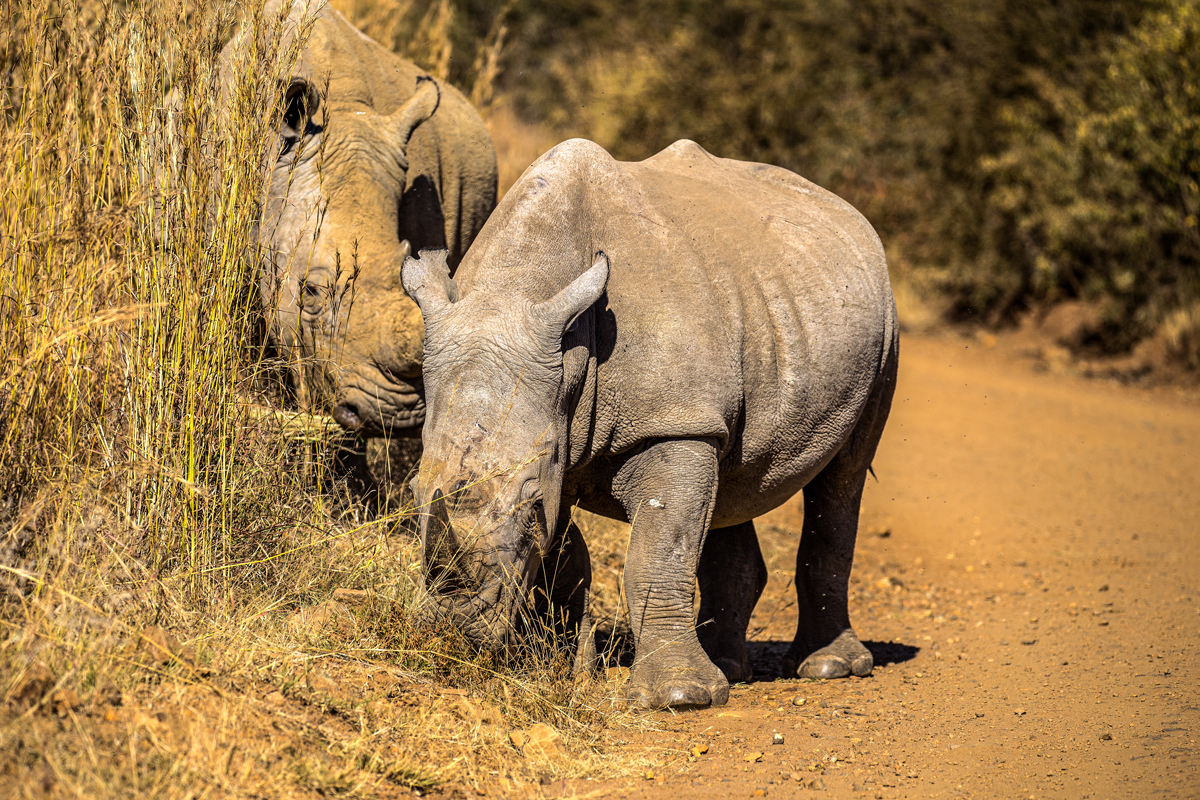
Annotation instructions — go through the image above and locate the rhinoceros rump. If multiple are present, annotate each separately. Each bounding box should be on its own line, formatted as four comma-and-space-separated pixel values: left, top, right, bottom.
402, 139, 898, 710
228, 1, 497, 434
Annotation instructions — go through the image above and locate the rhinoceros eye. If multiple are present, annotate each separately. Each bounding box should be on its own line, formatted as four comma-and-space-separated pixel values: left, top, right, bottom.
298, 279, 326, 311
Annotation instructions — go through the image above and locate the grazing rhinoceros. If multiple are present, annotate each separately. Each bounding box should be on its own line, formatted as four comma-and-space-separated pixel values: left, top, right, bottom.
225, 1, 497, 434
400, 138, 898, 709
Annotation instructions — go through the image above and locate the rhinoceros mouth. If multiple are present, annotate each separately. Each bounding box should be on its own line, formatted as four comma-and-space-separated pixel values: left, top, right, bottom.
332, 375, 425, 435
413, 579, 519, 656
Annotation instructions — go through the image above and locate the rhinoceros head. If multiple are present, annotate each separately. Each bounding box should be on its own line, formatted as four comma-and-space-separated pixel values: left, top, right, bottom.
258, 77, 440, 435
400, 249, 609, 653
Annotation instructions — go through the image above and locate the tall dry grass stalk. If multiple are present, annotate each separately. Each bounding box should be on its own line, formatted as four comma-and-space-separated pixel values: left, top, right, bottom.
0, 0, 325, 585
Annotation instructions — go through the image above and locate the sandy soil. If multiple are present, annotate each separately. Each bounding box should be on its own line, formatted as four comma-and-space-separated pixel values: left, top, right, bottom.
558, 332, 1200, 799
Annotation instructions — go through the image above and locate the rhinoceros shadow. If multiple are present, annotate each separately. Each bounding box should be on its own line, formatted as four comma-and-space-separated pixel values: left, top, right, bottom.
592, 621, 919, 680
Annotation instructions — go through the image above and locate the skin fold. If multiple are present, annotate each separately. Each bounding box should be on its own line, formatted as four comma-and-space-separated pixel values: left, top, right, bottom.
222, 0, 497, 435
403, 138, 898, 710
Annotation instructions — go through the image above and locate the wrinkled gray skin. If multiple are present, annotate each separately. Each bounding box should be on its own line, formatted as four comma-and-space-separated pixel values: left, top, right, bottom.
223, 1, 497, 434
402, 139, 898, 710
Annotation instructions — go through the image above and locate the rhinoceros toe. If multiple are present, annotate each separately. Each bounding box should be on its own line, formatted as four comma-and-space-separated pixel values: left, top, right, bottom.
789, 630, 874, 679
797, 652, 852, 679
626, 666, 730, 710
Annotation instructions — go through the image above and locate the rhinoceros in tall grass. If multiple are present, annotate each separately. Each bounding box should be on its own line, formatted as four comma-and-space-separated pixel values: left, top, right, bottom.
224, 1, 496, 434
401, 138, 899, 709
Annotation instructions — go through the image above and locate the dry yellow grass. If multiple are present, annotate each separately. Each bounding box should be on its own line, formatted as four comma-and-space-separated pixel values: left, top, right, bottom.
0, 2, 651, 797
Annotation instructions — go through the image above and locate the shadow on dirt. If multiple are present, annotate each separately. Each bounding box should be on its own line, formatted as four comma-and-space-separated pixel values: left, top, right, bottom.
864, 640, 920, 667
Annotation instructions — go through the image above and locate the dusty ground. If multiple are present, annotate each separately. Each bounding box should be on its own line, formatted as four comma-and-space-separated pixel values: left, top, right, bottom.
5, 331, 1196, 799
554, 331, 1200, 799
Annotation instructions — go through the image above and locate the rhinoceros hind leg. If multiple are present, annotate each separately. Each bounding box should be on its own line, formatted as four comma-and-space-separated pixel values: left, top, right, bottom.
784, 362, 895, 680
697, 521, 767, 683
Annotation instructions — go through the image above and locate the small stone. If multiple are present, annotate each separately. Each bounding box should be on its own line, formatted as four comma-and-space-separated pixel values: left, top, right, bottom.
8, 662, 53, 709
745, 752, 764, 763
509, 730, 528, 749
1014, 708, 1026, 716
690, 744, 709, 757
50, 688, 80, 716
975, 712, 985, 718
790, 772, 802, 782
792, 697, 806, 706
772, 733, 785, 745
644, 770, 655, 780
1021, 640, 1038, 646
523, 722, 563, 759
1098, 584, 1109, 592
331, 588, 372, 607
1100, 733, 1113, 741
808, 777, 826, 790
138, 626, 181, 665
753, 790, 767, 797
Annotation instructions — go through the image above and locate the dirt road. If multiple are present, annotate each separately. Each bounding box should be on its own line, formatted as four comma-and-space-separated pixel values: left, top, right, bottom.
566, 332, 1200, 799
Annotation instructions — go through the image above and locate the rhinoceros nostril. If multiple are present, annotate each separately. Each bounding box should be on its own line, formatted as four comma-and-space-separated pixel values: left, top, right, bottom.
331, 403, 362, 431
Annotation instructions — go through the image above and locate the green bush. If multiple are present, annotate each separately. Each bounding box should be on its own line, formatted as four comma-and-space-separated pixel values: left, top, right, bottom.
978, 0, 1200, 361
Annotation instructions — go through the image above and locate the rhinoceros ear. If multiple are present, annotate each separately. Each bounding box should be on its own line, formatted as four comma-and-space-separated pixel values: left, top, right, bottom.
387, 77, 441, 155
535, 253, 610, 336
401, 248, 457, 317
280, 77, 319, 140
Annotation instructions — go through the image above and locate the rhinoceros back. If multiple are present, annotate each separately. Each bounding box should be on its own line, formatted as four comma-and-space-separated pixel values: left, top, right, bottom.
617, 140, 895, 497
455, 139, 895, 517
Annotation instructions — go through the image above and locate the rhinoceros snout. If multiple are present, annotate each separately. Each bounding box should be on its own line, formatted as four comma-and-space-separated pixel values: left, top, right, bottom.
331, 402, 363, 431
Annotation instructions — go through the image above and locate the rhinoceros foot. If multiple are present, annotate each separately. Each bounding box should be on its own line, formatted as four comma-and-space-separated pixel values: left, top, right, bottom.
626, 650, 730, 710
784, 629, 873, 680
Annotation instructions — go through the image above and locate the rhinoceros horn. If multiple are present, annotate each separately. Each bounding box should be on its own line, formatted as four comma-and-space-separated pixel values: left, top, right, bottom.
424, 488, 464, 590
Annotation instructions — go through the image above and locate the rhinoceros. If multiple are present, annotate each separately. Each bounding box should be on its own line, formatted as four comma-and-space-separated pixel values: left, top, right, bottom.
226, 1, 497, 434
400, 138, 898, 709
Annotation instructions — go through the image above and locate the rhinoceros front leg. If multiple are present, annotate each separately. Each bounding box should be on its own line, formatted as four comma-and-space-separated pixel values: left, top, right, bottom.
613, 437, 728, 710
697, 520, 767, 683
